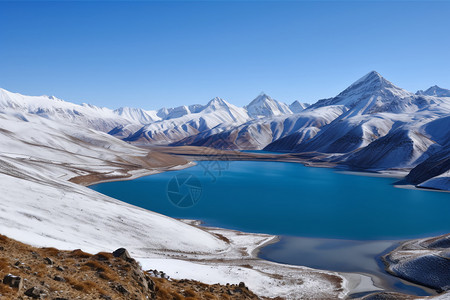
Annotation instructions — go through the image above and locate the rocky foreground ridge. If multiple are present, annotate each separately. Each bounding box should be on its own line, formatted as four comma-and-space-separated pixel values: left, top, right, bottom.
0, 234, 259, 300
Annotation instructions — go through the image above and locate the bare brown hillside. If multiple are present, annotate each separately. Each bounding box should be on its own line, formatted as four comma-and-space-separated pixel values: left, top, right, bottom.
0, 234, 260, 299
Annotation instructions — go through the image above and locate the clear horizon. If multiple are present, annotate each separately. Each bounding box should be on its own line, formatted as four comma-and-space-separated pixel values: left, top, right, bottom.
1, 1, 449, 110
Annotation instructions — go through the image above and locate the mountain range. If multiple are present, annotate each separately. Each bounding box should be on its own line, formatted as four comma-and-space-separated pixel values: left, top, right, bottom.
1, 71, 449, 190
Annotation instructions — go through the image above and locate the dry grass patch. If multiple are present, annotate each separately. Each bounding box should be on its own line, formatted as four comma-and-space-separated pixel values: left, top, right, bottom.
69, 249, 92, 258
0, 234, 262, 300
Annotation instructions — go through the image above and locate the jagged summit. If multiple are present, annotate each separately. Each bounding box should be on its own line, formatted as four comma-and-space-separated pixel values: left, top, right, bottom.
202, 97, 235, 113
289, 100, 309, 113
417, 85, 450, 97
246, 93, 292, 118
340, 71, 401, 96
309, 71, 414, 114
207, 96, 229, 107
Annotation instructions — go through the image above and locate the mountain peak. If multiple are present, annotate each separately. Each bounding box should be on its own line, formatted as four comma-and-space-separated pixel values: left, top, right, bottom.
416, 85, 450, 97
207, 97, 229, 107
246, 93, 291, 118
289, 101, 309, 113
309, 71, 414, 114
337, 71, 409, 100
348, 71, 387, 88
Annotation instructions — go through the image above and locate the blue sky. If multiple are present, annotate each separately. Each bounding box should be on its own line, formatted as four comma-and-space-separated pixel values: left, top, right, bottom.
1, 1, 449, 109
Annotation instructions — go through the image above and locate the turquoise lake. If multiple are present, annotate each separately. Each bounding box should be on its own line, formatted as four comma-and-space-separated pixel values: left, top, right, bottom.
90, 160, 450, 296
91, 160, 450, 240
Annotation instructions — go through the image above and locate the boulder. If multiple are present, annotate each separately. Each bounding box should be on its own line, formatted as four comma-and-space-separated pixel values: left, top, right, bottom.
112, 248, 133, 262
3, 274, 23, 290
24, 287, 44, 299
53, 275, 65, 282
44, 257, 53, 265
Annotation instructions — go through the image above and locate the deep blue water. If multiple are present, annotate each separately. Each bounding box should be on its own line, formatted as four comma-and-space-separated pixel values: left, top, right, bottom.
91, 161, 450, 240
90, 160, 449, 296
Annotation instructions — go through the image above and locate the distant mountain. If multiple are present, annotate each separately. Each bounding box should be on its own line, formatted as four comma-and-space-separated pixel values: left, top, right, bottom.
179, 72, 450, 185
245, 93, 292, 118
2, 71, 450, 190
0, 88, 161, 132
289, 101, 309, 113
114, 107, 161, 124
266, 73, 450, 172
416, 85, 450, 97
174, 106, 340, 150
120, 97, 251, 144
156, 104, 205, 119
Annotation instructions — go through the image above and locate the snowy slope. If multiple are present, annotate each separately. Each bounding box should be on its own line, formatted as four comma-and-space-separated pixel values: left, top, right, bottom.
114, 106, 161, 124
403, 117, 450, 191
0, 111, 227, 254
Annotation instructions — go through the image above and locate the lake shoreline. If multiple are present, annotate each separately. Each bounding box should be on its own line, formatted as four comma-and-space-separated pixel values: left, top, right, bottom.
83, 147, 447, 298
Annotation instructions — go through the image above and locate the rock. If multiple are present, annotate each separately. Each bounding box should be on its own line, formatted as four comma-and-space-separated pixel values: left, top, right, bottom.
239, 282, 246, 288
56, 265, 64, 272
44, 257, 53, 265
112, 283, 129, 295
146, 276, 155, 291
24, 287, 44, 299
14, 261, 21, 266
112, 248, 133, 262
3, 274, 23, 290
53, 275, 65, 282
132, 270, 148, 290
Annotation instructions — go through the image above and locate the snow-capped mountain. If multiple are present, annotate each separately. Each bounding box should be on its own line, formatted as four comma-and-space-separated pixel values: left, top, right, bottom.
118, 97, 251, 144
114, 106, 161, 124
175, 72, 450, 186
289, 100, 310, 113
245, 93, 293, 118
417, 85, 450, 97
0, 88, 162, 132
266, 72, 450, 176
1, 70, 449, 190
0, 88, 127, 131
173, 106, 340, 150
307, 71, 423, 115
156, 104, 205, 120
266, 72, 450, 169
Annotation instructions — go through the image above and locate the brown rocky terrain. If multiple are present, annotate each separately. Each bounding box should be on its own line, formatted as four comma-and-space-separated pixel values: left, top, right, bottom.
0, 234, 260, 299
